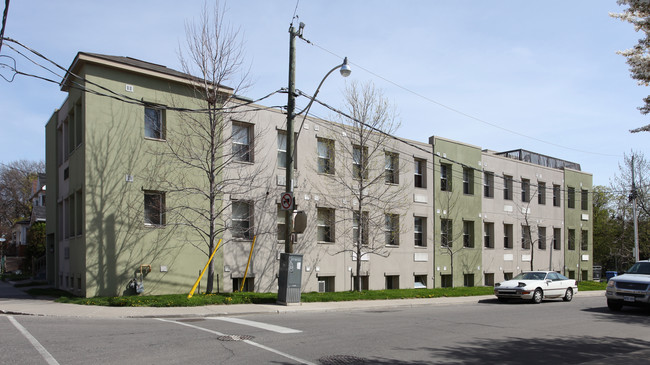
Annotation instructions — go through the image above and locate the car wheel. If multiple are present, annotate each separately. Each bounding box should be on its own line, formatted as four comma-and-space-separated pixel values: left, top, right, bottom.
562, 288, 573, 302
497, 297, 508, 303
607, 299, 623, 311
531, 288, 543, 304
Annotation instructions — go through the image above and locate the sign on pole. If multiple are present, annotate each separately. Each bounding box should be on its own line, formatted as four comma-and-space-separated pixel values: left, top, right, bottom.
280, 192, 294, 211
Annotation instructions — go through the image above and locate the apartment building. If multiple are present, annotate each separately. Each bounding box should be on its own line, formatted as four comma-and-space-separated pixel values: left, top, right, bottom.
44, 52, 592, 297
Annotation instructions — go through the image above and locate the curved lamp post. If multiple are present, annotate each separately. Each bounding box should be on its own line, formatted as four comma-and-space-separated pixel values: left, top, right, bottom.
278, 23, 350, 305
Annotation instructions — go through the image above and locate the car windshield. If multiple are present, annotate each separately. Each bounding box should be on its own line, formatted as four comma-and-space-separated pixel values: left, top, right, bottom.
626, 262, 650, 275
513, 272, 547, 281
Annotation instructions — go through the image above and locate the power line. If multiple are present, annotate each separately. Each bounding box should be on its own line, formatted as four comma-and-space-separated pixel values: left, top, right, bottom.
306, 40, 621, 158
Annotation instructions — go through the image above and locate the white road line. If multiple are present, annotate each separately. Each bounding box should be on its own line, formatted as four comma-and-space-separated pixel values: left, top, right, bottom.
7, 316, 60, 365
157, 318, 315, 365
210, 317, 302, 334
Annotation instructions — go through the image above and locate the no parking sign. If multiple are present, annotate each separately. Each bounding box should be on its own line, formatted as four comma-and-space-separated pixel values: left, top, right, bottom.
280, 192, 294, 210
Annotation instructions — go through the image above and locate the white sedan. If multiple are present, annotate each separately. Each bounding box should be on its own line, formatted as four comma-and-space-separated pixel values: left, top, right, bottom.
494, 271, 578, 304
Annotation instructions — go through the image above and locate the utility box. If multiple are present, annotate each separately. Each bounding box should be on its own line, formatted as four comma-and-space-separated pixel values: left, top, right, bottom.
277, 253, 303, 305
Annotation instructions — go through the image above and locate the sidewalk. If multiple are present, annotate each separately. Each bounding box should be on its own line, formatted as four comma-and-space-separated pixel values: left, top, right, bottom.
0, 280, 605, 319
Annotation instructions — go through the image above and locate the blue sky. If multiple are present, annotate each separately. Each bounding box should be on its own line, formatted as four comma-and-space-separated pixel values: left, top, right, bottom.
0, 1, 647, 186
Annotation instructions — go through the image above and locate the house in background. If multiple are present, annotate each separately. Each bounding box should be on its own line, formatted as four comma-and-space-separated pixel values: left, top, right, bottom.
45, 52, 593, 297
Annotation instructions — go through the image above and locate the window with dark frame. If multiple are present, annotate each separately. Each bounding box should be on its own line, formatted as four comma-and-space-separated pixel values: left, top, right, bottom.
232, 122, 252, 162
414, 216, 426, 247
581, 230, 588, 251
568, 187, 575, 209
504, 223, 513, 249
232, 201, 253, 239
277, 132, 287, 168
352, 145, 368, 179
553, 184, 561, 207
484, 171, 494, 198
317, 208, 335, 243
441, 218, 452, 247
463, 220, 474, 248
553, 228, 561, 250
414, 158, 426, 188
353, 211, 369, 246
521, 225, 531, 249
538, 226, 546, 250
317, 138, 334, 174
385, 213, 399, 246
144, 191, 165, 226
484, 222, 494, 248
463, 167, 474, 195
581, 189, 589, 210
144, 107, 165, 140
504, 175, 513, 200
568, 229, 576, 250
384, 152, 399, 184
538, 182, 546, 205
440, 163, 451, 191
521, 178, 530, 203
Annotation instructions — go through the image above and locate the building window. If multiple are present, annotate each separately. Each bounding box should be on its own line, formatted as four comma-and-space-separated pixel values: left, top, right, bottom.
521, 225, 531, 249
568, 270, 575, 280
441, 218, 452, 247
233, 277, 254, 292
504, 272, 513, 281
440, 163, 451, 191
75, 190, 82, 236
353, 211, 369, 246
568, 187, 575, 209
463, 167, 474, 195
568, 229, 576, 250
414, 158, 426, 188
484, 273, 494, 286
144, 191, 165, 226
521, 178, 530, 203
463, 220, 474, 248
317, 138, 334, 174
277, 132, 287, 168
538, 182, 546, 205
581, 230, 588, 251
385, 275, 399, 289
464, 273, 475, 287
352, 145, 368, 179
414, 275, 427, 289
414, 216, 426, 247
232, 201, 253, 239
484, 222, 494, 248
553, 184, 561, 207
581, 189, 589, 210
277, 205, 287, 242
384, 152, 399, 184
144, 107, 164, 140
484, 171, 494, 198
232, 122, 253, 162
504, 223, 513, 249
440, 274, 452, 288
553, 228, 561, 250
385, 213, 399, 246
317, 208, 334, 243
538, 226, 546, 250
318, 276, 335, 292
503, 175, 513, 200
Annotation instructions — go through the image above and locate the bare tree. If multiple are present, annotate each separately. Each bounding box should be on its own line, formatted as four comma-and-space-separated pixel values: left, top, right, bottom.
313, 81, 406, 291
0, 160, 44, 235
436, 190, 467, 288
153, 1, 257, 294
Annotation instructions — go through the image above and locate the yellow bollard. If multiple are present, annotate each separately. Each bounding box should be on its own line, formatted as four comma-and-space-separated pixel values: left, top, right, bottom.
240, 236, 257, 292
188, 239, 222, 299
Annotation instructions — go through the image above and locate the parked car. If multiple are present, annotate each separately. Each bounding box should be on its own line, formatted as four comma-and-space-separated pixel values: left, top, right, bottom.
494, 271, 578, 304
605, 260, 650, 311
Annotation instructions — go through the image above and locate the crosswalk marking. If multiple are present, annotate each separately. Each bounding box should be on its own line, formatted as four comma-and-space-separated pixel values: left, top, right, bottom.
210, 317, 302, 334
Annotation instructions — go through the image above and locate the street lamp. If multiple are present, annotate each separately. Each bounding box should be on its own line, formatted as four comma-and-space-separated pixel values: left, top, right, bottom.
278, 22, 351, 305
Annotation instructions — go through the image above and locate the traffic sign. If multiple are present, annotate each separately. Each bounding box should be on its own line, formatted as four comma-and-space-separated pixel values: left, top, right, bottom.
280, 192, 294, 210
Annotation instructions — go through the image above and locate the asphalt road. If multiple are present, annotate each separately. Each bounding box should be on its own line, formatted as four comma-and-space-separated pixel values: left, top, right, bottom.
1, 295, 649, 364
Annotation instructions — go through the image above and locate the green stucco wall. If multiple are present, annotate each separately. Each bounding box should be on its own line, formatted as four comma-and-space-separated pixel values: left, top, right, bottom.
564, 169, 593, 281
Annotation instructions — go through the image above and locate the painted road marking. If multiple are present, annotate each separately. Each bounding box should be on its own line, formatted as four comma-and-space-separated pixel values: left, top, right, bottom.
210, 317, 302, 334
157, 318, 314, 365
8, 316, 60, 365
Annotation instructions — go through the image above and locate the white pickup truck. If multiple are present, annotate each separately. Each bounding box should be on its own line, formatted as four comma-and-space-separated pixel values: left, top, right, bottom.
605, 260, 650, 311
